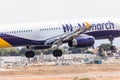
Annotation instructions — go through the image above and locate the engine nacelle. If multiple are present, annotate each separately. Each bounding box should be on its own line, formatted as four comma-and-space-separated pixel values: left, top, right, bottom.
68, 36, 95, 48
29, 45, 51, 50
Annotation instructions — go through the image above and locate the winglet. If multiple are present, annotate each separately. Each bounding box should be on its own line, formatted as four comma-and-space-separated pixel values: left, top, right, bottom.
85, 22, 92, 28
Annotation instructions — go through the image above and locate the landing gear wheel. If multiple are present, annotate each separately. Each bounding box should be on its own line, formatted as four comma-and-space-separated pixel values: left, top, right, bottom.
25, 50, 35, 58
108, 36, 116, 52
53, 49, 62, 57
110, 46, 116, 53
110, 46, 116, 51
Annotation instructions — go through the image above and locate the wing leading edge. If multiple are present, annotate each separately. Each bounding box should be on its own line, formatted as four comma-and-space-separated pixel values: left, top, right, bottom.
44, 22, 93, 46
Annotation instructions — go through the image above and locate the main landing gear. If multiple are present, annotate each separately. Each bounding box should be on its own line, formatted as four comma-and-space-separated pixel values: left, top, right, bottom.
25, 50, 35, 58
52, 37, 63, 57
25, 46, 35, 58
25, 49, 63, 58
25, 38, 63, 58
53, 49, 62, 57
24, 46, 63, 58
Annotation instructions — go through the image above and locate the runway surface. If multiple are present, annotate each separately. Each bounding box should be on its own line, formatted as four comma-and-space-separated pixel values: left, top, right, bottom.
0, 72, 120, 80
0, 64, 120, 80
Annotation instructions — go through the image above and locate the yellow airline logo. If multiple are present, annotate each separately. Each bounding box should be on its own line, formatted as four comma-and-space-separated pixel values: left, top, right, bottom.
0, 38, 12, 48
85, 22, 92, 28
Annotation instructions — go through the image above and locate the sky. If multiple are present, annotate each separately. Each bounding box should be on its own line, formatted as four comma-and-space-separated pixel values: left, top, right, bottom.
0, 0, 120, 47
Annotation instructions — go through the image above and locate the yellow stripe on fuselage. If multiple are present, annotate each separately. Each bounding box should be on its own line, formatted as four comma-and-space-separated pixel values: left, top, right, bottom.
0, 38, 12, 48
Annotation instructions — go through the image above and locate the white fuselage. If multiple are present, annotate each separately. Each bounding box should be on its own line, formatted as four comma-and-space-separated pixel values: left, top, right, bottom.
0, 17, 120, 48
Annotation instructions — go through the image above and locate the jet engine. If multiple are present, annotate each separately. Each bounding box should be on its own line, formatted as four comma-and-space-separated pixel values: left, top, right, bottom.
68, 36, 95, 48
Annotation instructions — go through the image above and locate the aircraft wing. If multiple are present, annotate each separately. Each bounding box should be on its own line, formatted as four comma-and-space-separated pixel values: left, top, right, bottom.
62, 22, 92, 41
44, 22, 93, 46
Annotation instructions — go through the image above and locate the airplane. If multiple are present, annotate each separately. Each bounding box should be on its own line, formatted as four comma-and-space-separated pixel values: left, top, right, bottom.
0, 17, 119, 58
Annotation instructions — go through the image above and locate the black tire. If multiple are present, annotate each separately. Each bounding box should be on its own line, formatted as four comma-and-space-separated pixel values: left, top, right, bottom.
53, 49, 62, 57
25, 50, 35, 58
110, 46, 116, 51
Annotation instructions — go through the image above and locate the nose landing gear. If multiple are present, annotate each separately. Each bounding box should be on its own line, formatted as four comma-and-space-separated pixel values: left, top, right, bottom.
109, 36, 116, 52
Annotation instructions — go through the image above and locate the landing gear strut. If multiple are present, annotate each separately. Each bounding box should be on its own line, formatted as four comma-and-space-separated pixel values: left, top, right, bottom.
108, 36, 116, 52
52, 37, 63, 57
